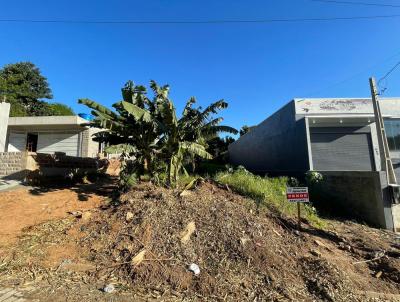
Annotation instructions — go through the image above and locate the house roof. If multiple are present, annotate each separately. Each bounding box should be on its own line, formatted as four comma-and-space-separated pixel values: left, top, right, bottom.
7, 116, 89, 131
8, 115, 88, 127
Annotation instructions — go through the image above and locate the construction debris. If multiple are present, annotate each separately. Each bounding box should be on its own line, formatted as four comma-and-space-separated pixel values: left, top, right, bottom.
102, 284, 115, 293
188, 263, 200, 275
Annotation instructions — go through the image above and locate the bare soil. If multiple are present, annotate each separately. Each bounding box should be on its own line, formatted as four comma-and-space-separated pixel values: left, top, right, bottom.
0, 180, 399, 301
0, 188, 98, 248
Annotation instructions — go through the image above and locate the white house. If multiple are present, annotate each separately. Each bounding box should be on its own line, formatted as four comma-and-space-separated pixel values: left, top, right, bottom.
1, 103, 102, 158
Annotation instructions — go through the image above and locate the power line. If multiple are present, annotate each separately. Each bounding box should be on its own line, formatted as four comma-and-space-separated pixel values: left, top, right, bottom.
311, 0, 400, 8
0, 14, 400, 25
378, 60, 400, 94
298, 49, 400, 97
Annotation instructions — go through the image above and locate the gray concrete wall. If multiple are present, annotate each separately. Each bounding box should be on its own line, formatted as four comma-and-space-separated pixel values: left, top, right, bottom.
317, 171, 389, 228
0, 103, 10, 152
229, 101, 310, 174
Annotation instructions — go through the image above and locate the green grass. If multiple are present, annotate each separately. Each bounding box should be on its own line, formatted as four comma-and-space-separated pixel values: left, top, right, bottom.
215, 169, 326, 229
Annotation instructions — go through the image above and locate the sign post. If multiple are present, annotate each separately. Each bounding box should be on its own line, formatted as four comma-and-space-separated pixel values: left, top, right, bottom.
286, 187, 309, 230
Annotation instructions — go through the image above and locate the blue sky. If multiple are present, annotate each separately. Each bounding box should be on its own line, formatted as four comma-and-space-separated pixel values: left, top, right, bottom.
1, 0, 400, 132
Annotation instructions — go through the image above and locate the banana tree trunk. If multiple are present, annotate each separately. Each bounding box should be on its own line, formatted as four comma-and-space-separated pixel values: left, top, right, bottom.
191, 154, 196, 173
143, 154, 152, 174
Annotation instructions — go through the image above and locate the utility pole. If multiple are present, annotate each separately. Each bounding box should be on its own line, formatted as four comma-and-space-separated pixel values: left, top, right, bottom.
369, 77, 397, 185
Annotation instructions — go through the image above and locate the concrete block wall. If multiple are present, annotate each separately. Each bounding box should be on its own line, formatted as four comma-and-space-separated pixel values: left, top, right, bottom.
0, 152, 25, 178
81, 128, 101, 158
81, 129, 90, 157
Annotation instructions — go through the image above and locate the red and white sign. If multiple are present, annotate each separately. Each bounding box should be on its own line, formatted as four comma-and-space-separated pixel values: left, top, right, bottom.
286, 187, 309, 203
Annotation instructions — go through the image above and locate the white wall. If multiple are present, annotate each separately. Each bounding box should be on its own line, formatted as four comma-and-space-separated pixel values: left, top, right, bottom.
0, 103, 10, 152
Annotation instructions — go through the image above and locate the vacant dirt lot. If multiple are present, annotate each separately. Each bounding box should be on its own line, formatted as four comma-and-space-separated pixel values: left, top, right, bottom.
0, 179, 399, 301
0, 186, 106, 247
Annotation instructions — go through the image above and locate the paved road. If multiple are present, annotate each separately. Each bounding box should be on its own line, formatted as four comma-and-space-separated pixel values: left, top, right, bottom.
0, 180, 23, 192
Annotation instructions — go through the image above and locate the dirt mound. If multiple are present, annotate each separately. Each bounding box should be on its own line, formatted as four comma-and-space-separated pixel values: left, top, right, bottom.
77, 181, 400, 301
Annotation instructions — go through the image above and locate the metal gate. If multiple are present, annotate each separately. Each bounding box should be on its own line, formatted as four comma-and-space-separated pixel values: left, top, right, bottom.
310, 127, 375, 171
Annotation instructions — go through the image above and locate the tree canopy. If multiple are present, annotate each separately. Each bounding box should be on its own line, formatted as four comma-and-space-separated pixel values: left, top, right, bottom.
0, 62, 74, 116
240, 125, 253, 136
47, 103, 75, 116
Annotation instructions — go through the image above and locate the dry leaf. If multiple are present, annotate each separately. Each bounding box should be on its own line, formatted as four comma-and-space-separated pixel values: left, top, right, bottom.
180, 221, 196, 244
179, 190, 192, 197
131, 250, 146, 266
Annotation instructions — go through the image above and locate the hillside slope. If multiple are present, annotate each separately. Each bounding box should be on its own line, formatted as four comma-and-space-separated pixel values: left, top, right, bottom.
80, 181, 400, 301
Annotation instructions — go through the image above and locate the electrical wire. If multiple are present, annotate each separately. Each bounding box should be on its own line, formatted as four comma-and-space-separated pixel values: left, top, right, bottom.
378, 60, 400, 94
0, 14, 400, 25
311, 0, 400, 8
297, 49, 400, 97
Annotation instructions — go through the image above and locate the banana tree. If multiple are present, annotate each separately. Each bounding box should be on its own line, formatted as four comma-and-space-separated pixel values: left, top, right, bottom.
178, 97, 238, 171
78, 80, 237, 188
78, 81, 161, 178
147, 81, 215, 185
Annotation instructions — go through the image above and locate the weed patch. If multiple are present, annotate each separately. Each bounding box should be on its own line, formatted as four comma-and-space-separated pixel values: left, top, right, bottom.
215, 169, 326, 228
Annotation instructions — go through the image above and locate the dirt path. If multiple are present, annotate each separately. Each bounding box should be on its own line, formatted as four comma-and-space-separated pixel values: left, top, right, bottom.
0, 180, 113, 247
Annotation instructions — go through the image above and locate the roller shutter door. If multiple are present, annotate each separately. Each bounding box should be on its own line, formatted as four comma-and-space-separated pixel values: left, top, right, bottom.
310, 130, 375, 171
37, 132, 79, 156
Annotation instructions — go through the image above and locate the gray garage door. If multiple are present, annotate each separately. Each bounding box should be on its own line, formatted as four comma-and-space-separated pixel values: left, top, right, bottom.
37, 132, 79, 156
310, 129, 375, 171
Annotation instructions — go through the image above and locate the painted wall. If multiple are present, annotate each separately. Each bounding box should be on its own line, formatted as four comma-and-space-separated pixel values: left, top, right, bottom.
0, 103, 10, 152
229, 101, 310, 174
294, 97, 400, 117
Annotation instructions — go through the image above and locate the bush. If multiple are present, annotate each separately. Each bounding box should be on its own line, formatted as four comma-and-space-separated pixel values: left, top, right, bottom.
215, 168, 325, 228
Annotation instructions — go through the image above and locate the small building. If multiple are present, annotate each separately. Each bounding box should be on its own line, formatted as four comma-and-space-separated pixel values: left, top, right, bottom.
229, 98, 400, 231
5, 115, 102, 158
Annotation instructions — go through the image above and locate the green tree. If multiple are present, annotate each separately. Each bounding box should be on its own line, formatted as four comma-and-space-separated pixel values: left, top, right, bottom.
240, 125, 253, 136
48, 103, 75, 115
0, 62, 53, 116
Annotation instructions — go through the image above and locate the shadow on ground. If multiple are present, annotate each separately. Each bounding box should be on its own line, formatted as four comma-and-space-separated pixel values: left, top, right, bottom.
27, 176, 118, 202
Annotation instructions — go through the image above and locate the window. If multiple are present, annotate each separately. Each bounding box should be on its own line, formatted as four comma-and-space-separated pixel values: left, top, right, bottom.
384, 119, 400, 153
